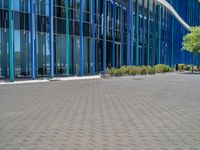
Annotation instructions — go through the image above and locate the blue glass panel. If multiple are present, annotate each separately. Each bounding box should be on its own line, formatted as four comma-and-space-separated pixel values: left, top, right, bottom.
14, 30, 31, 77
14, 0, 30, 12
0, 0, 8, 9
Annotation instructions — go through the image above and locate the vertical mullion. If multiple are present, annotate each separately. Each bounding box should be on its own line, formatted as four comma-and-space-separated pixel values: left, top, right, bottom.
164, 9, 167, 65
91, 0, 95, 75
9, 0, 14, 81
171, 17, 174, 66
141, 0, 145, 66
199, 2, 200, 26
80, 0, 83, 76
152, 0, 155, 66
30, 0, 36, 80
147, 0, 150, 66
120, 0, 124, 66
103, 0, 107, 76
135, 0, 139, 66
158, 5, 161, 64
130, 0, 134, 66
126, 0, 130, 66
112, 0, 116, 68
49, 0, 54, 78
66, 0, 69, 77
155, 4, 158, 65
167, 11, 170, 65
170, 0, 174, 66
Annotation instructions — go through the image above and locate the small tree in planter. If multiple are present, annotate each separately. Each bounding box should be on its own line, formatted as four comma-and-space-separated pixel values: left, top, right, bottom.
182, 27, 200, 73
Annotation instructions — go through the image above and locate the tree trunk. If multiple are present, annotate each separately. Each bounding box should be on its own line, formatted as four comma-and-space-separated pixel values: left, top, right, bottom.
192, 53, 195, 74
192, 64, 194, 74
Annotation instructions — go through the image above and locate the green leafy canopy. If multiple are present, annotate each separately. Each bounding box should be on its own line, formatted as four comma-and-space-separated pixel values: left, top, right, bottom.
182, 27, 200, 54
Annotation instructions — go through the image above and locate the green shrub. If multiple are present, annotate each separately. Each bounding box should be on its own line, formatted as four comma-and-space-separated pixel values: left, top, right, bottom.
178, 64, 185, 70
130, 67, 137, 75
148, 67, 156, 75
178, 64, 194, 71
109, 68, 115, 76
155, 64, 171, 73
184, 65, 192, 71
107, 64, 173, 76
169, 67, 175, 72
123, 66, 132, 75
155, 64, 163, 73
163, 66, 170, 73
120, 66, 127, 74
110, 68, 124, 76
135, 66, 141, 74
140, 66, 148, 75
106, 68, 112, 74
114, 69, 123, 76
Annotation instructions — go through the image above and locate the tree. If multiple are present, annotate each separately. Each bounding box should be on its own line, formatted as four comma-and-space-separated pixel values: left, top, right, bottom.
182, 27, 200, 73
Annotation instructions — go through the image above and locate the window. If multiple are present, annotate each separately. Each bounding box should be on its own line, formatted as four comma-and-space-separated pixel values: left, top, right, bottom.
14, 0, 30, 12
0, 0, 8, 9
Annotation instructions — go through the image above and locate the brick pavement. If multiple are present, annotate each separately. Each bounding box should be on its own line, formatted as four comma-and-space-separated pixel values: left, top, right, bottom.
0, 73, 200, 150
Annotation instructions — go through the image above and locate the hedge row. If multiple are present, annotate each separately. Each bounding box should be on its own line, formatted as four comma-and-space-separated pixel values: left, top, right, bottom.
178, 64, 197, 71
107, 64, 175, 77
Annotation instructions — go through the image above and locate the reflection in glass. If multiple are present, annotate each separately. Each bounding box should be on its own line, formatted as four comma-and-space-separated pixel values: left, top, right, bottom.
36, 32, 50, 76
36, 0, 49, 16
14, 0, 30, 12
83, 37, 91, 74
14, 30, 31, 77
54, 34, 66, 76
0, 0, 8, 9
0, 28, 9, 77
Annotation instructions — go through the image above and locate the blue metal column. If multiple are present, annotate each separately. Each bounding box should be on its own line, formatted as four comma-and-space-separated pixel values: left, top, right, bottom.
166, 11, 170, 65
170, 12, 173, 66
30, 0, 36, 80
141, 0, 145, 65
66, 0, 69, 77
155, 4, 158, 65
130, 0, 134, 66
9, 0, 14, 81
152, 0, 155, 66
189, 0, 192, 64
135, 0, 139, 66
91, 0, 95, 75
127, 0, 130, 66
112, 0, 116, 68
80, 0, 83, 76
158, 5, 161, 64
198, 0, 200, 25
171, 16, 174, 66
163, 8, 167, 65
120, 0, 124, 66
192, 0, 195, 25
147, 0, 150, 66
49, 0, 54, 79
199, 20, 200, 66
199, 2, 200, 26
170, 0, 174, 66
103, 0, 107, 76
176, 0, 179, 64
184, 0, 188, 64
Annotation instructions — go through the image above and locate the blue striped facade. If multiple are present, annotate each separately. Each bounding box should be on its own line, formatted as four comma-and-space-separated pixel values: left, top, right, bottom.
0, 0, 200, 81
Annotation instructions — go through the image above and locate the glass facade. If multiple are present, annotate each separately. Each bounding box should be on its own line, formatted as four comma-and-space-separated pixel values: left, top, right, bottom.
0, 0, 200, 81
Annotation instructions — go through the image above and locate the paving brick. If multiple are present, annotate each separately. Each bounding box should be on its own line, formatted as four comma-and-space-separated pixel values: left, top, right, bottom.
0, 73, 200, 149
